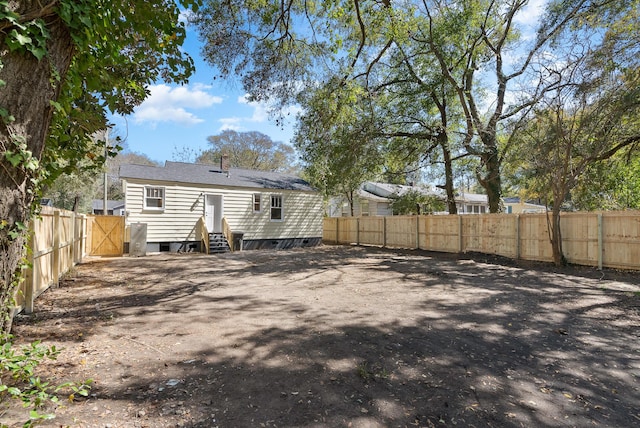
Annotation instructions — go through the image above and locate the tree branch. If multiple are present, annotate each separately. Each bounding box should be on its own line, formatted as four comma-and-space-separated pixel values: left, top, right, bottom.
0, 0, 59, 32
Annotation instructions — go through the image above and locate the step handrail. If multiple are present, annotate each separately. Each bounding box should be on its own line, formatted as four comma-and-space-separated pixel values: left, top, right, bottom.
196, 216, 209, 254
222, 217, 234, 251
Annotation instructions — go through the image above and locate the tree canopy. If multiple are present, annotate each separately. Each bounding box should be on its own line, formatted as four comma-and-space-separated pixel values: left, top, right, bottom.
194, 0, 638, 264
0, 0, 199, 333
194, 0, 635, 214
198, 130, 299, 173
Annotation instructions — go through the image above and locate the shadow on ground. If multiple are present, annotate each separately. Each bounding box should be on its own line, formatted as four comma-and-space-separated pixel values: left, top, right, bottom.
9, 245, 640, 427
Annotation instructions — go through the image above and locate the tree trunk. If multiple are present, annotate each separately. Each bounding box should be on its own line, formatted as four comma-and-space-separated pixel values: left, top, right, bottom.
482, 144, 502, 213
549, 204, 565, 266
0, 5, 75, 334
439, 133, 457, 214
549, 179, 568, 266
348, 190, 355, 217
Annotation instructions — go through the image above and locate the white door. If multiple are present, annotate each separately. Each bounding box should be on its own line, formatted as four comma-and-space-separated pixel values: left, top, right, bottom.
205, 194, 223, 233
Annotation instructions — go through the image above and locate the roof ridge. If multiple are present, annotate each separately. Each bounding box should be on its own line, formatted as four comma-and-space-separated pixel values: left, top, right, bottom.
119, 160, 314, 192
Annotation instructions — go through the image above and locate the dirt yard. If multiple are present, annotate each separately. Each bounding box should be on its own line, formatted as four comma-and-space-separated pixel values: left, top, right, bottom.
5, 245, 640, 427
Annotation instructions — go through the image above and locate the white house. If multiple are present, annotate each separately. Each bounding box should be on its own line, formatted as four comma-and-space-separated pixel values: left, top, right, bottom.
502, 197, 547, 214
119, 161, 324, 253
327, 187, 394, 217
328, 182, 491, 216
327, 181, 430, 217
92, 199, 125, 215
455, 192, 490, 214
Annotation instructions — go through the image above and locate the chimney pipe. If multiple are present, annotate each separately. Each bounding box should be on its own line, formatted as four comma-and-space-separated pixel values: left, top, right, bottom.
220, 154, 230, 175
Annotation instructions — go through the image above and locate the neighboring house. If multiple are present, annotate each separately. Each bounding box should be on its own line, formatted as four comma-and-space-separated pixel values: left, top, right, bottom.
119, 161, 323, 253
92, 199, 125, 215
455, 192, 490, 214
503, 197, 547, 214
327, 188, 394, 217
327, 182, 440, 217
328, 181, 493, 216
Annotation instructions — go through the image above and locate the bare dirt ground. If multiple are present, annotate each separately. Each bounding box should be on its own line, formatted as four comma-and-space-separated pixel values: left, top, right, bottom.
4, 245, 640, 427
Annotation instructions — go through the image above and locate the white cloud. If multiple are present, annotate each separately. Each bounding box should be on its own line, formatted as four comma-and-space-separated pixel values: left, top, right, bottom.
514, 0, 547, 25
178, 9, 194, 24
217, 94, 302, 132
219, 117, 242, 131
238, 94, 270, 122
133, 84, 222, 126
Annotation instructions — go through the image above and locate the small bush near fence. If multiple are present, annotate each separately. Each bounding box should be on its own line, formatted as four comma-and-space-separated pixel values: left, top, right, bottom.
323, 212, 640, 271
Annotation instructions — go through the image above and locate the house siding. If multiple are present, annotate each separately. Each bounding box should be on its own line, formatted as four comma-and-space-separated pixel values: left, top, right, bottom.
327, 196, 392, 217
504, 202, 547, 214
231, 191, 324, 239
374, 201, 393, 216
124, 179, 323, 245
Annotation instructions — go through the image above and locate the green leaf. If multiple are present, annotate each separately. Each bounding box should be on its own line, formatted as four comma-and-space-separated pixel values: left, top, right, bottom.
25, 158, 40, 171
28, 47, 46, 61
5, 152, 22, 167
49, 100, 64, 113
9, 29, 32, 47
8, 386, 22, 396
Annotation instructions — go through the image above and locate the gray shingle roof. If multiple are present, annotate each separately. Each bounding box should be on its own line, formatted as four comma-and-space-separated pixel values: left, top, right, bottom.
119, 161, 316, 192
357, 188, 392, 202
92, 199, 125, 211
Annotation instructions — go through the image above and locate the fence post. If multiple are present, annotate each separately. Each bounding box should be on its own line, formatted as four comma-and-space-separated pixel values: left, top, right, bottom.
597, 213, 603, 270
416, 215, 420, 250
82, 215, 87, 258
78, 214, 85, 263
458, 215, 463, 253
71, 211, 78, 264
24, 222, 35, 314
81, 215, 86, 257
383, 216, 387, 248
335, 217, 339, 244
515, 214, 521, 260
425, 216, 430, 250
52, 210, 60, 288
356, 217, 360, 246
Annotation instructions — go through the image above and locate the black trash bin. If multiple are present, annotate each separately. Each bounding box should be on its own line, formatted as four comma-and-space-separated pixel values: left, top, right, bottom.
231, 231, 244, 251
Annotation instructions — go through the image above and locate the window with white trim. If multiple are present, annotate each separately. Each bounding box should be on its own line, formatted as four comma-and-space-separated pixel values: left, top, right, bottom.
253, 193, 262, 212
144, 186, 165, 210
341, 202, 349, 217
270, 195, 283, 221
360, 199, 370, 216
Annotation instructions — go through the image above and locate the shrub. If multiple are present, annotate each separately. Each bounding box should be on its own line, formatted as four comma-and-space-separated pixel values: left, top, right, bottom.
0, 336, 92, 427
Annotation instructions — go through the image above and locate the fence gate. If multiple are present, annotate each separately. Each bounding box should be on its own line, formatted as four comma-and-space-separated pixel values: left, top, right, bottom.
89, 215, 124, 256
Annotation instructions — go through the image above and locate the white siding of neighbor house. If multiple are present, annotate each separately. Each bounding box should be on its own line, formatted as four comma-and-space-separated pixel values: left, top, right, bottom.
123, 179, 323, 243
504, 202, 547, 214
374, 201, 393, 216
352, 199, 392, 217
328, 196, 393, 217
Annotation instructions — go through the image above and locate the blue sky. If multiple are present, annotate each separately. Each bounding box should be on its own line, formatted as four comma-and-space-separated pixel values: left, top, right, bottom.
109, 16, 300, 164
109, 1, 545, 165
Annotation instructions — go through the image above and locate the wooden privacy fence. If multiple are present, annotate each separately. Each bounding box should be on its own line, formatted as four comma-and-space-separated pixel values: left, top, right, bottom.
14, 207, 88, 315
323, 211, 640, 270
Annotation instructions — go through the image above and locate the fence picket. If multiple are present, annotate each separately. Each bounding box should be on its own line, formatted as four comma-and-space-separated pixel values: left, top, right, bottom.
13, 207, 88, 315
324, 212, 640, 270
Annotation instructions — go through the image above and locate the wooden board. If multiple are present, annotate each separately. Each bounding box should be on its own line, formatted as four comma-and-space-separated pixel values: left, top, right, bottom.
89, 215, 124, 256
324, 211, 640, 270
